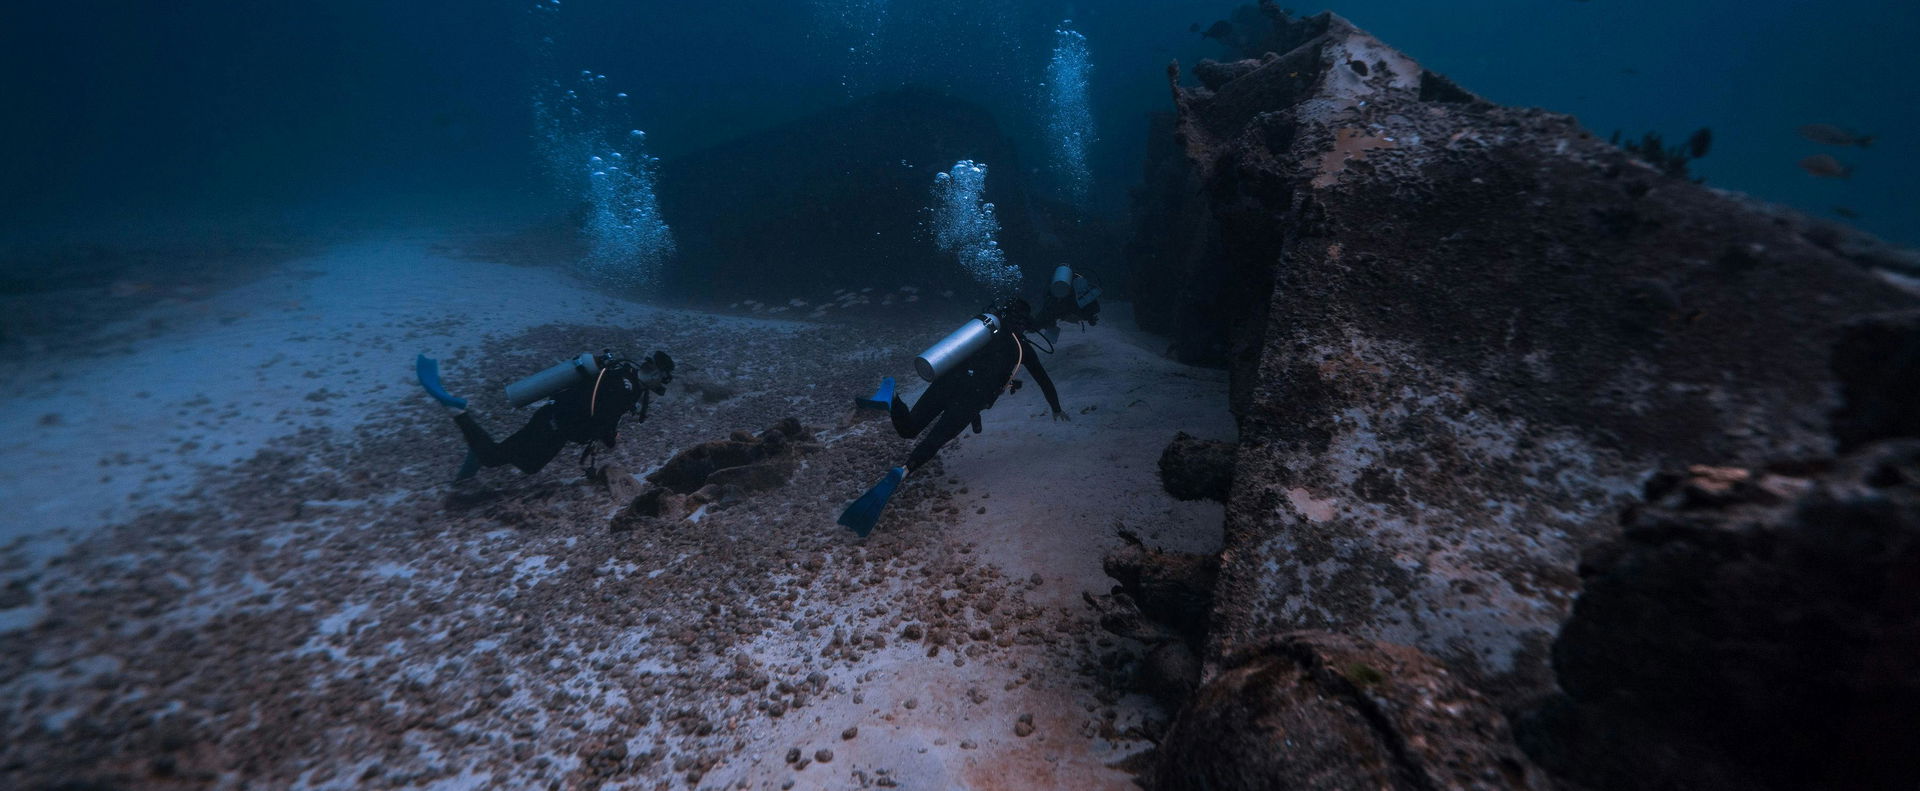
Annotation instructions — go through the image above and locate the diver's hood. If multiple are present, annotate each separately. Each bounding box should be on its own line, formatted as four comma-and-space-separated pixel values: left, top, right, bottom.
638, 350, 674, 394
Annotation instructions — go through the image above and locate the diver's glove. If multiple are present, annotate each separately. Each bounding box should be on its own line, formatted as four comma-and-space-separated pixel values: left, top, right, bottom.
1052, 409, 1071, 422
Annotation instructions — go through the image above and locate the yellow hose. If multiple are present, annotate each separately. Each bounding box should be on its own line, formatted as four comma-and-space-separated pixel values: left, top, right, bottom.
589, 366, 611, 418
1002, 332, 1025, 393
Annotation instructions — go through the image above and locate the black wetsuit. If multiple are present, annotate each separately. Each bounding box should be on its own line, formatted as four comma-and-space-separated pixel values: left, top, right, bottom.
890, 328, 1061, 471
455, 368, 648, 475
1036, 292, 1098, 330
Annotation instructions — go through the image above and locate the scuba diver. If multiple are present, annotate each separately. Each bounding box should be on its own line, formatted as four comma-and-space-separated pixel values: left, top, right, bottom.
1034, 264, 1103, 342
414, 349, 674, 480
839, 265, 1102, 536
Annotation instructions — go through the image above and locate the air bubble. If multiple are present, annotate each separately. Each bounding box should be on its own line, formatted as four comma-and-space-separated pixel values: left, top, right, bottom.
930, 160, 1021, 295
1045, 23, 1094, 207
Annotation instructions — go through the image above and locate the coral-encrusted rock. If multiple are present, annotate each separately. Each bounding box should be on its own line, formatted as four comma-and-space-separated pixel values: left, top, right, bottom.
1519, 441, 1920, 791
1158, 432, 1235, 502
1130, 5, 1919, 705
702, 458, 798, 493
615, 418, 817, 528
647, 440, 761, 494
646, 418, 816, 494
1155, 631, 1549, 791
1088, 535, 1220, 706
612, 485, 686, 529
1101, 536, 1218, 643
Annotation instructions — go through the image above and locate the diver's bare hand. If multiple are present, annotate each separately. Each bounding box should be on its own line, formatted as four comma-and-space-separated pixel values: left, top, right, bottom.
1052, 409, 1071, 422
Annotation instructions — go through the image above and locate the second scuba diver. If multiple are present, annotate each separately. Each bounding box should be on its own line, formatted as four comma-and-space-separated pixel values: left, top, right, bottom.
839, 266, 1102, 536
415, 349, 674, 480
1034, 264, 1103, 340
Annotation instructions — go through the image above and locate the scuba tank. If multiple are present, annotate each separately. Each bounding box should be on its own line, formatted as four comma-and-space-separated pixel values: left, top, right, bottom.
505, 352, 601, 408
1050, 265, 1075, 299
1049, 265, 1102, 308
915, 313, 1001, 382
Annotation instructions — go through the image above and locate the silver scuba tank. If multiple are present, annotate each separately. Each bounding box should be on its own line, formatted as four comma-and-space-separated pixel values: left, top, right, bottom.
914, 313, 1001, 382
1050, 265, 1074, 299
505, 352, 601, 408
1071, 273, 1102, 308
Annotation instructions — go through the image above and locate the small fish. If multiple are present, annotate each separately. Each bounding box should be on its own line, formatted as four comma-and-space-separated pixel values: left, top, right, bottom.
1190, 20, 1233, 41
1687, 127, 1712, 159
1797, 153, 1853, 179
1797, 124, 1874, 148
1832, 206, 1863, 219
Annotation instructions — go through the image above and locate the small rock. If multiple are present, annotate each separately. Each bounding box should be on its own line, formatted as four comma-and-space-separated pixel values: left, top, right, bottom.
814, 749, 834, 763
841, 726, 858, 740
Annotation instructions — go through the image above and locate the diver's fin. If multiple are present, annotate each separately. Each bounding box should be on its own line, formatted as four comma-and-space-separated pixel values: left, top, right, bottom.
416, 354, 468, 410
855, 376, 895, 411
837, 466, 906, 538
455, 449, 481, 481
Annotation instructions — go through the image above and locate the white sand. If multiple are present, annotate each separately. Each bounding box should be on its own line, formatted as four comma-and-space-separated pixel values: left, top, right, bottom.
0, 235, 793, 553
0, 236, 1232, 789
713, 308, 1234, 789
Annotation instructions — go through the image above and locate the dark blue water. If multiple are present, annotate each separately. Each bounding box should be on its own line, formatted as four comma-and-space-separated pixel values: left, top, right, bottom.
3, 0, 1913, 245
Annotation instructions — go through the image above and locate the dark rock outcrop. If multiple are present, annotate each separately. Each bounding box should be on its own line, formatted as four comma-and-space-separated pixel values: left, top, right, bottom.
1127, 4, 1919, 708
1519, 442, 1920, 791
1158, 431, 1235, 502
1086, 534, 1219, 707
1102, 537, 1219, 638
1830, 312, 1920, 450
1154, 631, 1550, 791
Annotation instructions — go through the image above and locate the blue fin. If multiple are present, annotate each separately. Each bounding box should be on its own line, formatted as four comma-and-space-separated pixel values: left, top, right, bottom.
455, 449, 480, 481
855, 376, 895, 411
837, 466, 906, 537
416, 354, 468, 410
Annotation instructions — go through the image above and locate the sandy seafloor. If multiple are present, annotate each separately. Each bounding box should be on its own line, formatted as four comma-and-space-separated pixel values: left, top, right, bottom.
0, 232, 1233, 790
